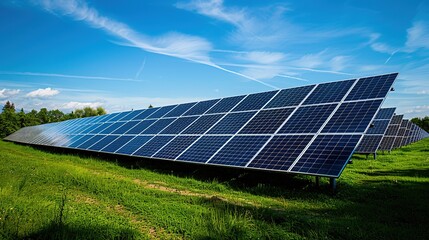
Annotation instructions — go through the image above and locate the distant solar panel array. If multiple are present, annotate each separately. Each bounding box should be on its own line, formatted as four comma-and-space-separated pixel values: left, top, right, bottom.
355, 107, 396, 154
389, 119, 429, 149
4, 73, 427, 180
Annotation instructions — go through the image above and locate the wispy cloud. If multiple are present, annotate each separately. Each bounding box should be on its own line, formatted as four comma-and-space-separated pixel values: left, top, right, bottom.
0, 70, 141, 82
34, 0, 275, 88
405, 21, 429, 51
26, 87, 59, 98
0, 89, 20, 99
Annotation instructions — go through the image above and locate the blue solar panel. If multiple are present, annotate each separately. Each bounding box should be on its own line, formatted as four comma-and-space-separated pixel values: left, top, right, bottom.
133, 108, 159, 120
119, 109, 145, 121
322, 100, 382, 133
264, 85, 315, 109
385, 124, 400, 136
88, 135, 118, 151
346, 73, 397, 101
160, 117, 198, 134
153, 136, 199, 159
207, 111, 256, 134
61, 135, 84, 147
183, 99, 220, 116
68, 135, 88, 148
116, 136, 153, 154
141, 118, 176, 134
147, 105, 177, 119
232, 91, 277, 112
279, 104, 337, 133
374, 108, 395, 120
181, 114, 224, 134
78, 135, 105, 149
133, 136, 174, 157
125, 120, 156, 134
112, 121, 139, 134
239, 108, 295, 134
81, 123, 101, 134
366, 120, 390, 134
379, 136, 395, 151
206, 96, 245, 114
390, 115, 403, 125
163, 103, 196, 117
304, 80, 355, 105
291, 135, 361, 176
109, 112, 129, 122
248, 135, 313, 170
101, 136, 134, 153
355, 135, 383, 153
208, 136, 270, 166
99, 122, 125, 134
89, 123, 113, 134
177, 136, 231, 163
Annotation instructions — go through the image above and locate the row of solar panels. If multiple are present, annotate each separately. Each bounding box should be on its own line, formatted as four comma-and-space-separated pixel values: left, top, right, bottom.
355, 107, 429, 155
5, 73, 420, 179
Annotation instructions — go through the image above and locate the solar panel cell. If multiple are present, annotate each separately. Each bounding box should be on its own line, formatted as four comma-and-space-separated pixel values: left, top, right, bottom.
164, 103, 196, 117
147, 105, 177, 119
153, 136, 199, 159
183, 99, 220, 116
207, 111, 256, 134
206, 96, 245, 114
101, 136, 134, 153
116, 136, 153, 154
141, 118, 176, 134
346, 73, 397, 101
279, 104, 336, 133
232, 91, 278, 112
264, 85, 314, 109
303, 80, 355, 105
291, 135, 361, 176
322, 100, 382, 133
239, 108, 295, 134
366, 120, 390, 134
88, 135, 118, 151
208, 136, 270, 166
160, 117, 198, 134
248, 135, 313, 170
125, 120, 156, 134
181, 114, 224, 134
355, 135, 383, 153
133, 136, 174, 157
177, 136, 231, 163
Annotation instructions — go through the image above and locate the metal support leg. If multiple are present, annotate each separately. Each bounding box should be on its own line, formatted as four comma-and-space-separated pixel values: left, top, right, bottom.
373, 153, 377, 160
315, 176, 320, 187
330, 178, 337, 193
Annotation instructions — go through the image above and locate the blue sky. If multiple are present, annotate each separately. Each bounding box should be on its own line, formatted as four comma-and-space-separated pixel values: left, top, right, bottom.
0, 0, 428, 118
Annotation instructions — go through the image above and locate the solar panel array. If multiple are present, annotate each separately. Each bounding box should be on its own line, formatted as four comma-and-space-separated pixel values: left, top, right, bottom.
378, 114, 403, 151
355, 107, 395, 154
4, 73, 400, 178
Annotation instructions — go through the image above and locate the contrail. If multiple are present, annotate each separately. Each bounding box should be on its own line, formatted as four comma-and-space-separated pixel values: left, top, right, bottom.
0, 71, 141, 82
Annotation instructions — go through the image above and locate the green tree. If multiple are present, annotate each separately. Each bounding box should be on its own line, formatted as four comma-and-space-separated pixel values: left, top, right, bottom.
411, 116, 429, 132
0, 101, 19, 138
96, 106, 106, 116
148, 104, 153, 108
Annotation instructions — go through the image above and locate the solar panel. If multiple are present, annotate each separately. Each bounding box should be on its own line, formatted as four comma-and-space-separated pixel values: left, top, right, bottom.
379, 114, 403, 151
355, 107, 396, 154
4, 73, 399, 179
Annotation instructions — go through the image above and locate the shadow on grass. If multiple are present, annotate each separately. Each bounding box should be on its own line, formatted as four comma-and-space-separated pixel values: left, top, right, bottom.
23, 143, 323, 198
20, 222, 139, 240
356, 168, 429, 178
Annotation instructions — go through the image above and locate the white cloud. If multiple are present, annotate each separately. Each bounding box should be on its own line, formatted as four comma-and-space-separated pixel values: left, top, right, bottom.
329, 56, 350, 72
0, 70, 140, 82
62, 101, 103, 109
291, 52, 325, 69
405, 21, 429, 51
239, 51, 285, 65
0, 89, 20, 99
26, 88, 59, 98
370, 42, 397, 54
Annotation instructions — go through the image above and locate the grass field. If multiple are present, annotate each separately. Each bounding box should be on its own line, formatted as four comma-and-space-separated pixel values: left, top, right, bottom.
0, 139, 428, 239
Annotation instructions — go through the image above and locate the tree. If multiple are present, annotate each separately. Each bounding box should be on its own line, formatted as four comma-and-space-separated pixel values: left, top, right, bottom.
0, 101, 19, 138
148, 104, 153, 108
411, 116, 429, 132
96, 106, 106, 116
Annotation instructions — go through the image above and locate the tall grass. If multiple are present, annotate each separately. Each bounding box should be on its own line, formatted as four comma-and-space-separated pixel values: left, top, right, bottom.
0, 139, 428, 239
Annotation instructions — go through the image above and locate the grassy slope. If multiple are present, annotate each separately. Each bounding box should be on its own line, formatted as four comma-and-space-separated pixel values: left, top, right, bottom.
0, 139, 428, 240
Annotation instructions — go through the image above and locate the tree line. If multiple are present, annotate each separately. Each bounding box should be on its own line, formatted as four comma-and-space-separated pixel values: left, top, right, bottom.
0, 101, 106, 138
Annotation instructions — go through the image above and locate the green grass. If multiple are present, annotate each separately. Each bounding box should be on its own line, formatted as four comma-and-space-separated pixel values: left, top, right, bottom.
0, 139, 428, 239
